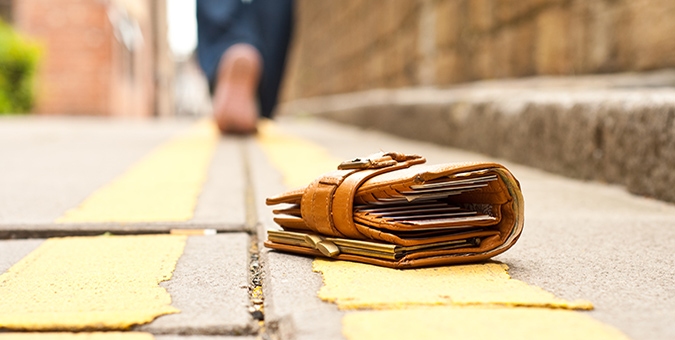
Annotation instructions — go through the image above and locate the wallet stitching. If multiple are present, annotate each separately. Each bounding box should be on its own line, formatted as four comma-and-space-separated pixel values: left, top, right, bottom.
269, 158, 524, 268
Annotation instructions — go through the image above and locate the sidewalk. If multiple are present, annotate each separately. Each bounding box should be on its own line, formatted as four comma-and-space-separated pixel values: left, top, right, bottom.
0, 115, 674, 339
279, 70, 675, 203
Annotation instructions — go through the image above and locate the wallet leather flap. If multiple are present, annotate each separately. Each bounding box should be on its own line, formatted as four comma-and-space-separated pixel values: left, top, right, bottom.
266, 187, 304, 205
265, 152, 524, 268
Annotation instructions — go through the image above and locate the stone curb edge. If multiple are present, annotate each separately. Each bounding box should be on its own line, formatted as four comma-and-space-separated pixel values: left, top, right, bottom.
279, 70, 675, 203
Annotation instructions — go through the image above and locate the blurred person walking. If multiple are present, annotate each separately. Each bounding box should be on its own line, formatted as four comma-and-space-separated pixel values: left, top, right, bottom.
196, 0, 293, 134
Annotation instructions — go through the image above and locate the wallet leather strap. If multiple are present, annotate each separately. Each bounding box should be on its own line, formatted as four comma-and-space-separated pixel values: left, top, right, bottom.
300, 152, 425, 238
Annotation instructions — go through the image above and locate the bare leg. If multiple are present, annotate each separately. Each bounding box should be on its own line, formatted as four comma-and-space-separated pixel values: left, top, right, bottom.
212, 44, 262, 134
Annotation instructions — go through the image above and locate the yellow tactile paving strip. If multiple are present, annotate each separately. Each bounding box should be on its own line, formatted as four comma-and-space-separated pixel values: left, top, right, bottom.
256, 120, 337, 188
0, 235, 186, 331
257, 121, 629, 340
342, 307, 630, 340
313, 260, 592, 310
56, 120, 219, 223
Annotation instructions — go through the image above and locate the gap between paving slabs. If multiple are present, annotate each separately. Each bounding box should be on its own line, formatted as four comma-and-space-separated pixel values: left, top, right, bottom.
241, 139, 267, 328
131, 138, 267, 336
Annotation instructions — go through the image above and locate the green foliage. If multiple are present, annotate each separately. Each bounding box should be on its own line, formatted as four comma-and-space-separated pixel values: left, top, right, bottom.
0, 20, 40, 114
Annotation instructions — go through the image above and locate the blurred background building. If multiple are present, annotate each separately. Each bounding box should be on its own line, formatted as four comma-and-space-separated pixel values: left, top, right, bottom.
2, 0, 173, 117
281, 0, 675, 101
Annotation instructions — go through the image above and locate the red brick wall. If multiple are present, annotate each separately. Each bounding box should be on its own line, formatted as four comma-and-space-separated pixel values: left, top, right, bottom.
14, 0, 111, 115
13, 0, 169, 117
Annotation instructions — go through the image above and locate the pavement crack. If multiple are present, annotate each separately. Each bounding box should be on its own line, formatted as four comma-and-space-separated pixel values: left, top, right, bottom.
241, 138, 268, 336
248, 238, 265, 322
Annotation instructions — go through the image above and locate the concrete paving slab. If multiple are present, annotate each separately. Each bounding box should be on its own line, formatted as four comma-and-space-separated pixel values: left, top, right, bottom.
271, 117, 675, 340
497, 168, 675, 340
6, 115, 671, 338
246, 140, 345, 340
499, 218, 675, 340
1, 234, 255, 336
273, 309, 344, 340
1, 235, 187, 331
138, 233, 256, 336
190, 137, 247, 231
0, 117, 248, 238
0, 116, 191, 226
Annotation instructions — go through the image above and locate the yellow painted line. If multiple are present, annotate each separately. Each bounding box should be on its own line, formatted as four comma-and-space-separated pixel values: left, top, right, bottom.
0, 235, 186, 331
257, 121, 629, 340
257, 120, 338, 188
342, 307, 630, 340
313, 260, 592, 310
0, 332, 154, 340
57, 120, 219, 223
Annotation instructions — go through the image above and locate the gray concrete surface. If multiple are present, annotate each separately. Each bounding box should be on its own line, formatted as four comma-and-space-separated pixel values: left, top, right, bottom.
191, 137, 247, 230
4, 114, 675, 339
0, 117, 188, 226
279, 70, 675, 204
272, 117, 675, 340
0, 116, 247, 238
139, 234, 256, 336
246, 140, 345, 340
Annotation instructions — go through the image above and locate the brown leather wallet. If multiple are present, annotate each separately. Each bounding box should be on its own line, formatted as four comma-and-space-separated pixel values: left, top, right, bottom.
265, 152, 524, 268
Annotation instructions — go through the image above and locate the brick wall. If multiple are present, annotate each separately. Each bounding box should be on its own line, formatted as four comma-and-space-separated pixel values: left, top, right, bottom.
12, 0, 172, 117
282, 0, 675, 101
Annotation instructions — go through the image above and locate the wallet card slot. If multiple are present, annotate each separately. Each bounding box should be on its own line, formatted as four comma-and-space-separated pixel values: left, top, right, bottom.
382, 210, 477, 220
378, 227, 493, 240
359, 205, 463, 217
394, 237, 480, 258
398, 214, 496, 225
409, 174, 497, 189
354, 202, 449, 213
399, 183, 490, 194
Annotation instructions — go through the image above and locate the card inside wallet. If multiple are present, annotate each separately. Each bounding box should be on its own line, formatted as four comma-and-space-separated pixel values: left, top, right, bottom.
268, 169, 509, 260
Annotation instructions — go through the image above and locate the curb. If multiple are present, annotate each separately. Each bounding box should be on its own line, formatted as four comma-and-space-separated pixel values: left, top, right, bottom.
279, 70, 675, 203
